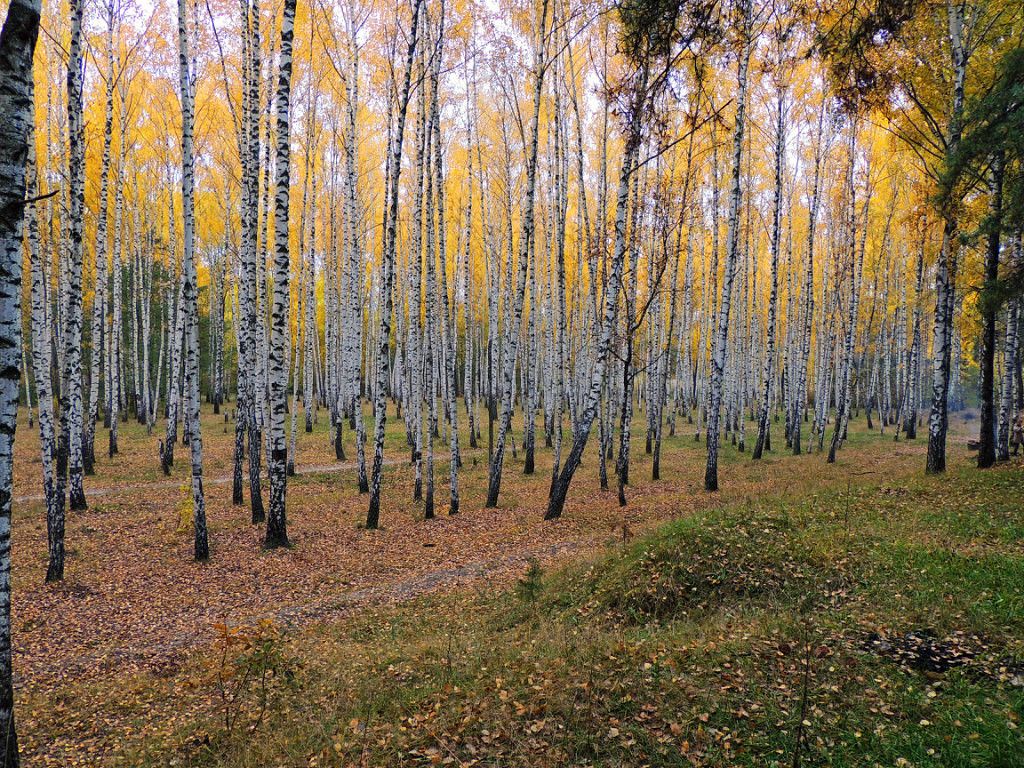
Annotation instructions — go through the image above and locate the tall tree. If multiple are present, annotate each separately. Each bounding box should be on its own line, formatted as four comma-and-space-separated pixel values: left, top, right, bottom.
705, 0, 752, 492
548, 0, 716, 518
977, 152, 1004, 467
925, 0, 970, 475
62, 0, 88, 512
366, 0, 424, 530
485, 0, 550, 509
85, 0, 117, 476
178, 0, 208, 560
267, 0, 298, 549
0, 0, 42, 760
753, 76, 788, 460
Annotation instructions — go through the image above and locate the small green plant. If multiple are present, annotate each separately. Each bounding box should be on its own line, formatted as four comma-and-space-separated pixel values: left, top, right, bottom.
516, 558, 544, 604
209, 619, 296, 736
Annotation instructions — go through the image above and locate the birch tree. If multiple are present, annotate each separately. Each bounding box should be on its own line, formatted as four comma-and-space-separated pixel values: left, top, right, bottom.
976, 152, 1004, 468
925, 1, 970, 475
997, 233, 1020, 460
548, 0, 717, 518
0, 0, 42, 759
366, 0, 423, 530
267, 0, 298, 549
178, 0, 208, 560
62, 0, 88, 512
86, 0, 117, 475
485, 0, 550, 509
753, 76, 788, 460
26, 114, 61, 583
704, 0, 751, 492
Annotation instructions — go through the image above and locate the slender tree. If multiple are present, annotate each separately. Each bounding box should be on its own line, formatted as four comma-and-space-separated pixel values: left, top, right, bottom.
62, 0, 88, 512
267, 0, 298, 549
705, 0, 751, 492
178, 0, 208, 560
485, 0, 550, 508
366, 0, 424, 529
977, 152, 1004, 468
0, 0, 42, 759
753, 79, 787, 460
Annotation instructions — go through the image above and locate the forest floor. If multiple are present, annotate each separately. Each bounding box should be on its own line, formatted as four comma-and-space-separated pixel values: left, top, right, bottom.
11, 404, 1023, 765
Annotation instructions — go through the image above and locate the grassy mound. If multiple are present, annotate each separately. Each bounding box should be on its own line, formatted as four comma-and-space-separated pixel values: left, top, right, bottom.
111, 462, 1024, 767
567, 508, 849, 624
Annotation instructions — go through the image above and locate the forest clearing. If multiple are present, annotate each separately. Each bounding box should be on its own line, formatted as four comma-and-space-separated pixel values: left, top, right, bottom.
13, 408, 1024, 765
0, 0, 1023, 764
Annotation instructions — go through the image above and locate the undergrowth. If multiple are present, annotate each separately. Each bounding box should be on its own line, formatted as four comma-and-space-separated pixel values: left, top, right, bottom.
117, 461, 1024, 767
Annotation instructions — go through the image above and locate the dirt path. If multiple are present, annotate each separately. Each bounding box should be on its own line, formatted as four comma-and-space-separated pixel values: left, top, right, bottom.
13, 456, 401, 504
87, 538, 591, 680
14, 412, 964, 766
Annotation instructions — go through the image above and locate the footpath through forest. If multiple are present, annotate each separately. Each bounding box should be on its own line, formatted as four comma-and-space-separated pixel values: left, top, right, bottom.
10, 408, 959, 764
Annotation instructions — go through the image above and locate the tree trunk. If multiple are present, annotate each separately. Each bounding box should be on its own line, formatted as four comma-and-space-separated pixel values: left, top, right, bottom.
366, 0, 423, 529
266, 0, 297, 549
546, 58, 649, 520
63, 0, 88, 511
485, 0, 550, 508
997, 233, 1021, 461
977, 153, 1003, 468
177, 0, 208, 560
0, 0, 42, 759
926, 0, 968, 475
753, 84, 786, 460
705, 0, 751, 492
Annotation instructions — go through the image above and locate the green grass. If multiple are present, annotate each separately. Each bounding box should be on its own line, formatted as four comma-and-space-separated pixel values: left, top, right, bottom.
113, 457, 1024, 768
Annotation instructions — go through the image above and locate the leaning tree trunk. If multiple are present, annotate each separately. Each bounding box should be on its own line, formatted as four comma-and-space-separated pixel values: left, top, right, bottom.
366, 0, 423, 529
551, 78, 570, 495
545, 58, 648, 520
485, 0, 550, 509
0, 0, 42, 760
705, 0, 751, 492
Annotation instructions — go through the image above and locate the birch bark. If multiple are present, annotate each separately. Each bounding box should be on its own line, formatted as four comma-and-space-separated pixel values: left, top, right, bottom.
704, 0, 751, 491
266, 0, 297, 548
0, 1, 40, 755
366, 0, 423, 529
178, 0, 208, 559
485, 0, 550, 508
63, 0, 88, 511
